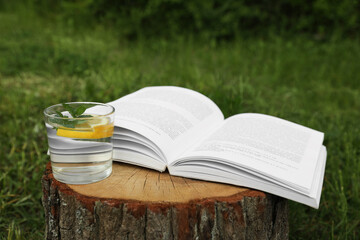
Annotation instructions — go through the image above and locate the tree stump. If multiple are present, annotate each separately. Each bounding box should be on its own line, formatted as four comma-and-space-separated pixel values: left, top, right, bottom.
42, 162, 288, 240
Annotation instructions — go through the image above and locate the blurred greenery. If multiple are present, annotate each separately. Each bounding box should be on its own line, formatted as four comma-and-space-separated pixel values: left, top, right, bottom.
0, 1, 359, 239
1, 0, 360, 40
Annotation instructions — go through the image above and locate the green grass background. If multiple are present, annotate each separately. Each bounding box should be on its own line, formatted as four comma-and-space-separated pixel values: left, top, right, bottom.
0, 10, 359, 239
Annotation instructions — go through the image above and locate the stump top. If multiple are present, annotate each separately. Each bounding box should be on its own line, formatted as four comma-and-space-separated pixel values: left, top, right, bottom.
47, 162, 265, 204
68, 163, 258, 203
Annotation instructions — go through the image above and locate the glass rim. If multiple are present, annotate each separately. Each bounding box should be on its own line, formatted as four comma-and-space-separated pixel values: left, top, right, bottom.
44, 102, 115, 120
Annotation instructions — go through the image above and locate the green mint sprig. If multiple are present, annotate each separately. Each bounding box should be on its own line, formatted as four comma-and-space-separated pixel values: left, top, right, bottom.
61, 103, 93, 118
50, 103, 94, 129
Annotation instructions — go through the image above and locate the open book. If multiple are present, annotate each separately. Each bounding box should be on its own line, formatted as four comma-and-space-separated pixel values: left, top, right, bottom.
108, 86, 327, 208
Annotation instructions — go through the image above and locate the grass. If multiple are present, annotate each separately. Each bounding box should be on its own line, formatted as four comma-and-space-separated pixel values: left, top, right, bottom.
0, 11, 359, 239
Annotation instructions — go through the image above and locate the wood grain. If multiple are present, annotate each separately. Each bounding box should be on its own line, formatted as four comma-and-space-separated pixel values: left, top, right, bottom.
68, 163, 248, 202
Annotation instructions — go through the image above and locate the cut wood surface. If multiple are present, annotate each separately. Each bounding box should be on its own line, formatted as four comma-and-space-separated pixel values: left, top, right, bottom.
42, 162, 289, 240
70, 163, 248, 202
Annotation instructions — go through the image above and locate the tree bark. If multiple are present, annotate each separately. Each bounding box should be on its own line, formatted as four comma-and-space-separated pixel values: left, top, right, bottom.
42, 162, 288, 240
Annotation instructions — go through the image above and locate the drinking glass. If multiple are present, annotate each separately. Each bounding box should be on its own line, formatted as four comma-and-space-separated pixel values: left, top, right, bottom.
44, 102, 115, 184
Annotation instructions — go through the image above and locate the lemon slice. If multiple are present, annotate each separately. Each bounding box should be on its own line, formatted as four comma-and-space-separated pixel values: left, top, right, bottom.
57, 117, 114, 139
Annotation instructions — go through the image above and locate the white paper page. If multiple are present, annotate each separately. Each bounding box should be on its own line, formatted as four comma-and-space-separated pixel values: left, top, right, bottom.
113, 127, 166, 161
176, 113, 324, 192
113, 134, 158, 153
113, 134, 164, 159
112, 149, 166, 172
169, 146, 327, 208
108, 86, 224, 162
172, 145, 326, 197
112, 139, 161, 160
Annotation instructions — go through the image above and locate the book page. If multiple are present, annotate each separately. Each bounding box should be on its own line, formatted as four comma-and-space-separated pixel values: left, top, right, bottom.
169, 146, 327, 208
108, 86, 224, 161
176, 113, 324, 191
113, 127, 166, 161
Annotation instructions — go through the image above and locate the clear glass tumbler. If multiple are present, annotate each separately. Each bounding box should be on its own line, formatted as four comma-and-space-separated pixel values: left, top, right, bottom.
44, 102, 115, 184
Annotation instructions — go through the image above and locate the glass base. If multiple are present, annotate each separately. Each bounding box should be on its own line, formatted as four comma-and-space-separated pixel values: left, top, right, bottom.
51, 160, 112, 184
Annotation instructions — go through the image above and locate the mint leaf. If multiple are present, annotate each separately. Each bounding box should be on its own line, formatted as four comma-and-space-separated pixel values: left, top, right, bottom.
55, 110, 64, 117
53, 103, 96, 129
62, 120, 76, 128
62, 103, 76, 117
78, 114, 93, 118
61, 103, 95, 118
74, 105, 87, 117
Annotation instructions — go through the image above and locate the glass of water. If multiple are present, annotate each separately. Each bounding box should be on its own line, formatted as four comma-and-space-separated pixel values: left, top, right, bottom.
44, 102, 115, 184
